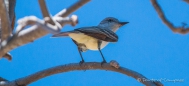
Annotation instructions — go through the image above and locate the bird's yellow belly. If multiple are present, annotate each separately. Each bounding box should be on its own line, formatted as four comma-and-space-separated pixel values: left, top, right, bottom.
69, 33, 98, 50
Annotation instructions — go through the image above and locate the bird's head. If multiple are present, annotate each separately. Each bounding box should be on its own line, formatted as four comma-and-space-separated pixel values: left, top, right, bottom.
99, 17, 129, 32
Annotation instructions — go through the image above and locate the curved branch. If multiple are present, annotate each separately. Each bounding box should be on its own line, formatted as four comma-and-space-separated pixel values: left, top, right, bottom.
38, 0, 55, 25
151, 0, 189, 34
10, 61, 163, 86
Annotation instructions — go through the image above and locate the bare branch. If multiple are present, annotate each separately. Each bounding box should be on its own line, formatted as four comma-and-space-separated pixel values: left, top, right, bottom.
2, 52, 12, 61
15, 16, 77, 34
183, 0, 189, 4
0, 15, 77, 60
61, 0, 90, 17
2, 0, 16, 25
0, 0, 89, 59
151, 0, 189, 34
38, 0, 55, 25
3, 0, 16, 29
8, 0, 16, 25
0, 61, 162, 86
0, 0, 12, 42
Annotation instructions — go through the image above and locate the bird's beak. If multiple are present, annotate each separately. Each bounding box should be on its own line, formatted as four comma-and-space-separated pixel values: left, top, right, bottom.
119, 22, 129, 26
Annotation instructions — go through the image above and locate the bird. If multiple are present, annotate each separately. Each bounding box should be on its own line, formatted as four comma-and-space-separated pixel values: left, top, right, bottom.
52, 17, 129, 64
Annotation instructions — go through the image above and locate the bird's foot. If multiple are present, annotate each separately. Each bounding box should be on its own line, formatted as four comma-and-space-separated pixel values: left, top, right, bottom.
101, 60, 107, 67
79, 60, 85, 66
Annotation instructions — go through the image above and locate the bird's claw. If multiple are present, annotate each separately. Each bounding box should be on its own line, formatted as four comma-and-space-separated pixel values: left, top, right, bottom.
79, 60, 85, 66
101, 60, 107, 67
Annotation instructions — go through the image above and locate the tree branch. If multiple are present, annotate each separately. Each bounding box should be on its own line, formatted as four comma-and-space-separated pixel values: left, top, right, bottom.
0, 61, 163, 86
0, 0, 89, 60
0, 0, 16, 61
150, 0, 189, 34
61, 0, 90, 17
8, 0, 16, 25
38, 0, 55, 25
183, 0, 189, 4
0, 0, 12, 42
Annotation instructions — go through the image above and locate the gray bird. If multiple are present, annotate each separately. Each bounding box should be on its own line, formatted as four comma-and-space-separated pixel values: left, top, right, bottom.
52, 17, 129, 64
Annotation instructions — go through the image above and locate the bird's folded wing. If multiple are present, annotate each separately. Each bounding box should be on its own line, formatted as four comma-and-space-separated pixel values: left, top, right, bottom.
52, 30, 77, 37
52, 32, 70, 37
75, 27, 118, 42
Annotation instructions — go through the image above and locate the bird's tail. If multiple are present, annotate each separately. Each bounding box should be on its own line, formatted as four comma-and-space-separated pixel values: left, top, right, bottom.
51, 32, 70, 38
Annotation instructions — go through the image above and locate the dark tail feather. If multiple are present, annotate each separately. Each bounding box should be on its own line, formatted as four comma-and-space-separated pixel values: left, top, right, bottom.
52, 32, 69, 38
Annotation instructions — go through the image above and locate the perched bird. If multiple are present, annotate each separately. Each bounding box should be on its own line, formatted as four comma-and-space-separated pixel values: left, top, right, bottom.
52, 17, 129, 64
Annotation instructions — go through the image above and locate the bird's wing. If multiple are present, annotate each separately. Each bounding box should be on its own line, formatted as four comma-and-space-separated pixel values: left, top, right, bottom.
52, 32, 69, 37
75, 26, 118, 42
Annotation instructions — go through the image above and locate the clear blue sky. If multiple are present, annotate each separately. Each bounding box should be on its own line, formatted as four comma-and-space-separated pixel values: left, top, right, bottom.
1, 0, 189, 86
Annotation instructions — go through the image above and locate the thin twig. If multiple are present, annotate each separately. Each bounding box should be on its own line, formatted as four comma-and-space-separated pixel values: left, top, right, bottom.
151, 0, 189, 34
62, 0, 90, 17
38, 0, 55, 25
0, 18, 1, 43
3, 61, 162, 86
0, 0, 12, 42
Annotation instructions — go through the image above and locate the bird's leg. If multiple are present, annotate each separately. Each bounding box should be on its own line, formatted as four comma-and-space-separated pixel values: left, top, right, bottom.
77, 47, 85, 64
98, 40, 107, 66
72, 39, 85, 65
98, 49, 107, 64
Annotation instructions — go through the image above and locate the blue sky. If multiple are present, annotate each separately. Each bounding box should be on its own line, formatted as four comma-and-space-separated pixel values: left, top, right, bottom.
1, 0, 189, 86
